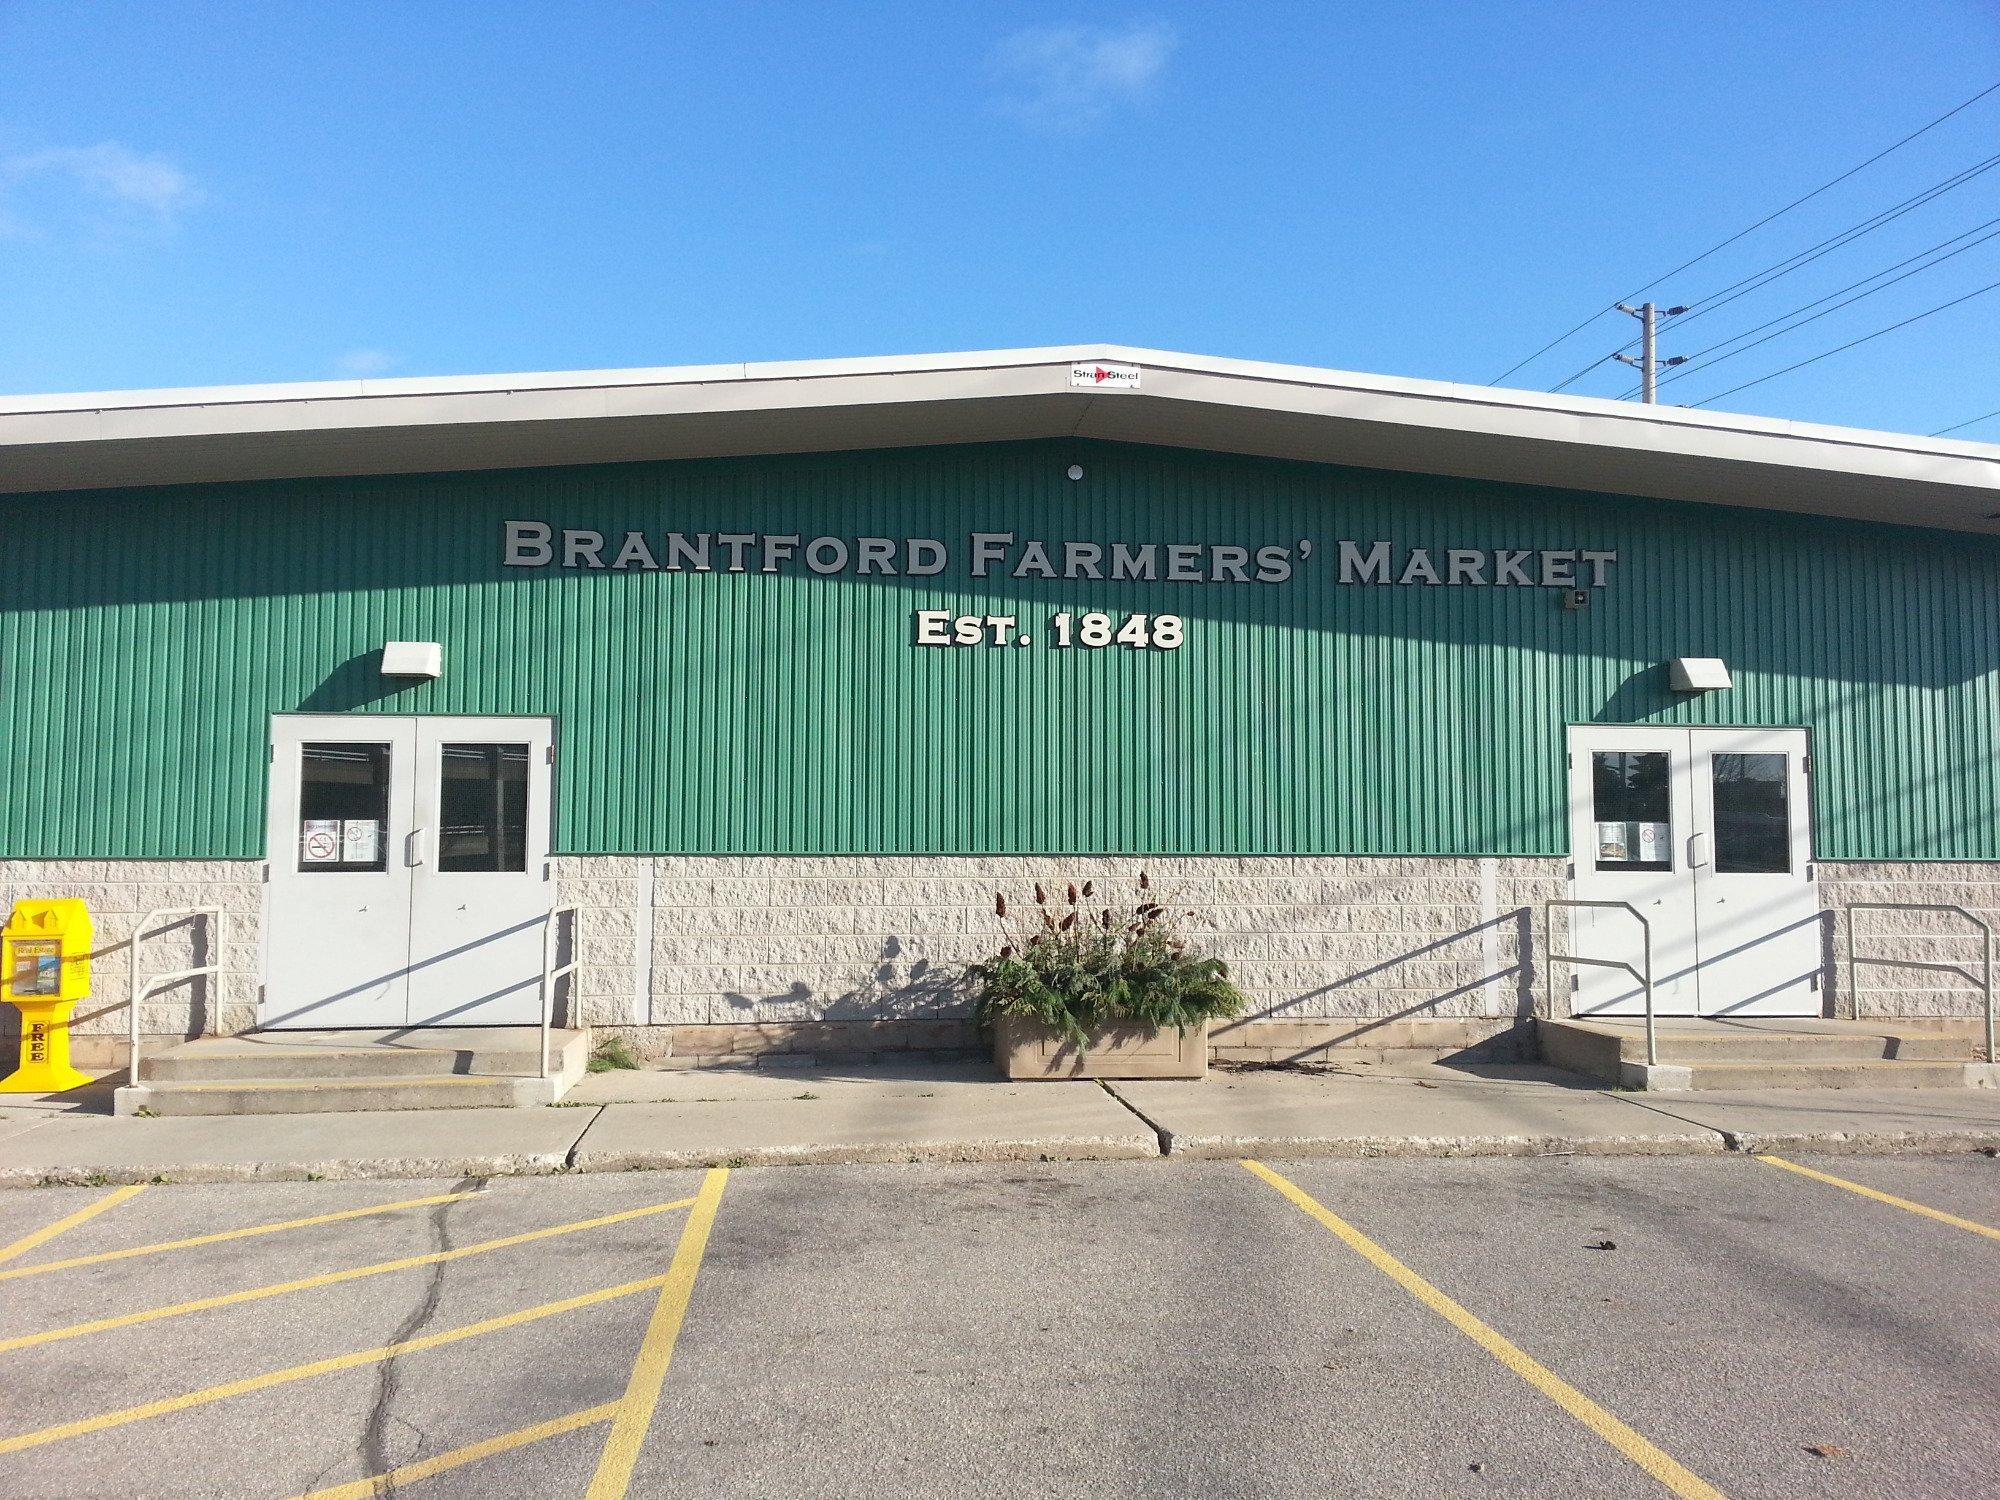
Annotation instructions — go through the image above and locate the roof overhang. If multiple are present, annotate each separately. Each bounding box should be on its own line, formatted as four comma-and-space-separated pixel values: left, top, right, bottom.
3, 344, 1997, 533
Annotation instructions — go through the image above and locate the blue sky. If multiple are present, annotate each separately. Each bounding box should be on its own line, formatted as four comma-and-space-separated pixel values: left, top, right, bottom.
2, 3, 1997, 437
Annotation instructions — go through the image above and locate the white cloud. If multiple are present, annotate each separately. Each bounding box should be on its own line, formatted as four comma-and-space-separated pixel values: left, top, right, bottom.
989, 21, 1179, 131
0, 142, 202, 238
333, 349, 398, 378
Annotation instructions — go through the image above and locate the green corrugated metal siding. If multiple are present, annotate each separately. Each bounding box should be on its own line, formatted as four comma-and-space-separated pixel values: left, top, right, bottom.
3, 438, 1997, 859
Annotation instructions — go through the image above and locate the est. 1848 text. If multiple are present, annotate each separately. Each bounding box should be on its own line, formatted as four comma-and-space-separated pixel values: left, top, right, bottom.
912, 611, 1185, 650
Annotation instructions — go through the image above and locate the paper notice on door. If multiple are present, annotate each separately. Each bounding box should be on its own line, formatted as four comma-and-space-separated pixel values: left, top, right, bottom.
1595, 822, 1630, 862
1637, 821, 1670, 863
341, 819, 381, 864
301, 819, 341, 864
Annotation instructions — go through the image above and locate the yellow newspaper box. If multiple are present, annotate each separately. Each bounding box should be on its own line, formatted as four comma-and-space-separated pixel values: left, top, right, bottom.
2, 899, 94, 1092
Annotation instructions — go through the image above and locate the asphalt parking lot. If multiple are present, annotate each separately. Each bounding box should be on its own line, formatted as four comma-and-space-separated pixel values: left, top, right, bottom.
0, 1152, 1994, 1498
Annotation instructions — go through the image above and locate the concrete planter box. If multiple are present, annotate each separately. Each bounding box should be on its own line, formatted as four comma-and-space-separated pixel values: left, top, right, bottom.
991, 1014, 1210, 1080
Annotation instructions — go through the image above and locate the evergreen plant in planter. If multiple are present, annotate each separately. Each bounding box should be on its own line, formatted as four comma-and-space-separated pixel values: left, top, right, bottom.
971, 873, 1246, 1080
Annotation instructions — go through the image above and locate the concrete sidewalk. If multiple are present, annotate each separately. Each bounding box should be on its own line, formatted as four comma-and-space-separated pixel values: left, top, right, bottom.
1111, 1063, 2000, 1158
2, 1061, 1998, 1185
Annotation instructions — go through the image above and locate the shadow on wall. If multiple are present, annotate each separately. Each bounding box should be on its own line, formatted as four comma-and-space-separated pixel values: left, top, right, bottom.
716, 912, 1535, 1036
1828, 897, 1996, 1020
0, 911, 222, 1058
297, 651, 417, 712
1216, 907, 1540, 1064
721, 934, 975, 1022
1596, 663, 1675, 723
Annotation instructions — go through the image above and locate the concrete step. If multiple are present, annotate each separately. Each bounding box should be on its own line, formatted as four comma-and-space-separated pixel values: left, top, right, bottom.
142, 1028, 588, 1083
116, 1074, 560, 1116
1622, 1031, 1968, 1064
116, 1028, 592, 1115
1677, 1060, 1976, 1091
1539, 1017, 1989, 1090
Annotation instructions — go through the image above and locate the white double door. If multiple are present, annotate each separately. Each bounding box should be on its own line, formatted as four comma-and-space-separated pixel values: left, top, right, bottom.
1565, 726, 1820, 1017
262, 715, 555, 1029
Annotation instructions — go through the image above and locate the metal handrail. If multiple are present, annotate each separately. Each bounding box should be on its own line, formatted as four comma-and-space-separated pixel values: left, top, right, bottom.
540, 903, 582, 1080
1545, 899, 1658, 1066
127, 907, 224, 1085
1845, 901, 1994, 1065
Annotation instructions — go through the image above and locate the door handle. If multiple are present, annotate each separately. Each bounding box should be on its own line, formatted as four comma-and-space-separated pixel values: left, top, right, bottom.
404, 828, 427, 867
1687, 831, 1708, 869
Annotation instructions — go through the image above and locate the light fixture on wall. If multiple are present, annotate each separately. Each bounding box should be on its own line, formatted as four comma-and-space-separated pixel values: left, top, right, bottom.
380, 641, 443, 679
1668, 657, 1731, 692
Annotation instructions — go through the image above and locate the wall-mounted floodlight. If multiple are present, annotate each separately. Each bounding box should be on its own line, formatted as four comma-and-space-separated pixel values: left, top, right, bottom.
1668, 657, 1731, 692
381, 641, 443, 679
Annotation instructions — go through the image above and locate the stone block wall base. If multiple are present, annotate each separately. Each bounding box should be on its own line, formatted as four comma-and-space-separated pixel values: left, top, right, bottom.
579, 1025, 673, 1066
660, 1019, 982, 1068
646, 1016, 1532, 1069
1209, 1016, 1532, 1068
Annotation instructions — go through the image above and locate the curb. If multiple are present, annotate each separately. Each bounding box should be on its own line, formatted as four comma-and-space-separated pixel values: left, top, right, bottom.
4, 1127, 1998, 1186
1716, 1129, 2000, 1157
0, 1153, 573, 1188
1161, 1130, 1731, 1160
568, 1135, 1161, 1172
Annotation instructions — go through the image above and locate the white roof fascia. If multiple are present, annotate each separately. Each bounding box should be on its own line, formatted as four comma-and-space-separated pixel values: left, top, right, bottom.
0, 345, 1994, 532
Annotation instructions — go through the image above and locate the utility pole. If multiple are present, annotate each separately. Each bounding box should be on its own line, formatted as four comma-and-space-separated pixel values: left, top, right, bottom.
1612, 302, 1687, 402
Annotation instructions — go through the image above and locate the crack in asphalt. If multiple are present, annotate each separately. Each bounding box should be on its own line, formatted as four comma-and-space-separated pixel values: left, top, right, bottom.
359, 1175, 483, 1491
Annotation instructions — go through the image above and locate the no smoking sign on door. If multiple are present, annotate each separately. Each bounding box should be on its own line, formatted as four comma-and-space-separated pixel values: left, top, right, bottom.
302, 820, 340, 864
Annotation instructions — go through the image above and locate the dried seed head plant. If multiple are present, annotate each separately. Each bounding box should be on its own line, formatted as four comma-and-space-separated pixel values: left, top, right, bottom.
969, 871, 1245, 1050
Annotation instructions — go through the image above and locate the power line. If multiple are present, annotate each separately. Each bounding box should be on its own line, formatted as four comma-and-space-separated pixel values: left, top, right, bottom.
1546, 342, 1627, 396
1548, 150, 2000, 396
1668, 152, 2000, 333
1932, 407, 2000, 436
1575, 153, 2000, 396
1627, 217, 2000, 397
1681, 213, 2000, 359
1489, 79, 2000, 384
1624, 83, 2000, 306
1685, 277, 2000, 408
1547, 353, 1615, 396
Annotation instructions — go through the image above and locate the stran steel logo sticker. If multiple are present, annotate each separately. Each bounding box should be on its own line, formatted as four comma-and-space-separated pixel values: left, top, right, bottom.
1069, 361, 1141, 390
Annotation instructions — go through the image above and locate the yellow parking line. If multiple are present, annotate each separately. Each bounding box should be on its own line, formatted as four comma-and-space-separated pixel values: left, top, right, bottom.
288, 1401, 620, 1500
587, 1166, 730, 1500
0, 1188, 485, 1282
1242, 1160, 1727, 1500
0, 1185, 146, 1266
0, 1194, 697, 1354
1755, 1155, 2000, 1241
0, 1272, 668, 1454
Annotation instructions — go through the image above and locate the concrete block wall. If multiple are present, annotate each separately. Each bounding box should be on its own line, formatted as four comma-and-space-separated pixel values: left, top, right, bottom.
0, 860, 261, 1063
7, 853, 1986, 1066
556, 855, 1567, 1042
1819, 863, 2000, 1019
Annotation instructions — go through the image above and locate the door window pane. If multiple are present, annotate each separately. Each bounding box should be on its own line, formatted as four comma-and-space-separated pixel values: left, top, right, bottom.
299, 743, 390, 873
1592, 750, 1672, 872
438, 743, 530, 872
1712, 753, 1790, 873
